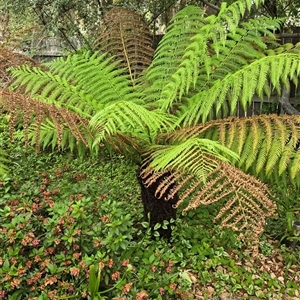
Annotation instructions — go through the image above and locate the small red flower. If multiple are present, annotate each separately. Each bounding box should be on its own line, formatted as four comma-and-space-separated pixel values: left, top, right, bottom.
122, 282, 132, 294
26, 260, 33, 268
70, 267, 80, 277
73, 252, 81, 260
168, 260, 174, 267
159, 287, 165, 295
111, 271, 120, 281
136, 290, 148, 300
0, 290, 5, 300
107, 258, 113, 268
98, 261, 105, 270
150, 265, 157, 272
122, 259, 129, 267
11, 257, 17, 265
11, 278, 20, 289
32, 239, 40, 247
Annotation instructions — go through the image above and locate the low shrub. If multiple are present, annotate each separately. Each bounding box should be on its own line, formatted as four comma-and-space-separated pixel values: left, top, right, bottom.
0, 149, 194, 299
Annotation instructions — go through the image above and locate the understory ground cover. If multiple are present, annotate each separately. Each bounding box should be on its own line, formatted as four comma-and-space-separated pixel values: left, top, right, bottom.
0, 125, 300, 300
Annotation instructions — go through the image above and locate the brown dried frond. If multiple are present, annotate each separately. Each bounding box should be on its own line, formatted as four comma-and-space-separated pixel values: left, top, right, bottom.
0, 89, 92, 151
183, 161, 276, 241
140, 156, 276, 248
0, 48, 39, 85
161, 114, 300, 142
104, 133, 143, 156
94, 7, 154, 84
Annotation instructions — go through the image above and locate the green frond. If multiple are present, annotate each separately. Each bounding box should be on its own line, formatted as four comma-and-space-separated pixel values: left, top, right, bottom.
165, 115, 300, 180
147, 138, 239, 184
234, 121, 247, 155
181, 53, 300, 124
8, 52, 138, 119
238, 130, 258, 170
290, 151, 300, 179
265, 135, 283, 175
1, 89, 93, 153
90, 101, 176, 148
278, 147, 295, 176
255, 140, 268, 174
143, 5, 206, 104
27, 119, 80, 154
157, 1, 272, 109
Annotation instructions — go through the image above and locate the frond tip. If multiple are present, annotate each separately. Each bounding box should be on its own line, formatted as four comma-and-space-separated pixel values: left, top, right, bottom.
182, 161, 276, 243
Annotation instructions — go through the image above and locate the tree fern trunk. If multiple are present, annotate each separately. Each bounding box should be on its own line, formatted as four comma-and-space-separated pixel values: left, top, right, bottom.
137, 166, 178, 239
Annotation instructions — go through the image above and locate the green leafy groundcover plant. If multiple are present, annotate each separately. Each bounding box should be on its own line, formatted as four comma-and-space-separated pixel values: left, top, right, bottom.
0, 129, 299, 299
0, 140, 193, 300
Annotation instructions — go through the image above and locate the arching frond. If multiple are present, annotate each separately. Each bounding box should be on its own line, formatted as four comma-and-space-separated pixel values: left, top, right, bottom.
145, 138, 239, 184
180, 53, 300, 125
164, 115, 300, 181
0, 89, 93, 153
143, 5, 207, 103
153, 1, 274, 111
140, 159, 275, 245
9, 52, 137, 118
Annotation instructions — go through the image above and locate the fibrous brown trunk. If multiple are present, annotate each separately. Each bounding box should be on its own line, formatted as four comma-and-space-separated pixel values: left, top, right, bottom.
137, 166, 178, 239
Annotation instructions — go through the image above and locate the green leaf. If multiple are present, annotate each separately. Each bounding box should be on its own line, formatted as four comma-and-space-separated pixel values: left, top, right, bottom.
89, 265, 101, 298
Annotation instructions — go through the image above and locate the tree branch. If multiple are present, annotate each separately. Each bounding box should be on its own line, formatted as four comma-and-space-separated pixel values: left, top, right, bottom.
279, 87, 300, 115
198, 0, 220, 12
146, 0, 178, 26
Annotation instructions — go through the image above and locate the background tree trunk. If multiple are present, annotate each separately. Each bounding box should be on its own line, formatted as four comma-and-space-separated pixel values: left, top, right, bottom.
0, 13, 9, 44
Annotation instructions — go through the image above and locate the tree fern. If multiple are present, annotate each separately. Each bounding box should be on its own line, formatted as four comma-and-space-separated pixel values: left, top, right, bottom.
4, 1, 300, 247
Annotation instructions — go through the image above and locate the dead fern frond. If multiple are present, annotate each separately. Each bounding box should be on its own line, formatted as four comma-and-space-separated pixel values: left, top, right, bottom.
0, 89, 92, 152
94, 7, 154, 85
140, 158, 276, 248
0, 49, 39, 85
